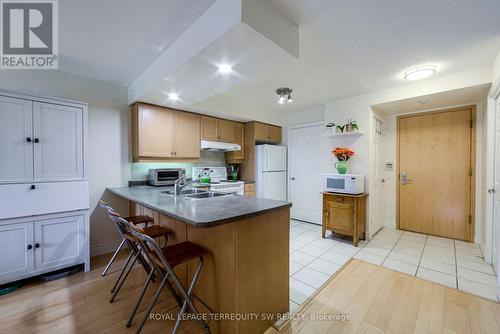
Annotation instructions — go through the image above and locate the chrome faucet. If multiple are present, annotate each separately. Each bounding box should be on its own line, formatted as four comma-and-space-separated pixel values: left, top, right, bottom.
174, 175, 199, 196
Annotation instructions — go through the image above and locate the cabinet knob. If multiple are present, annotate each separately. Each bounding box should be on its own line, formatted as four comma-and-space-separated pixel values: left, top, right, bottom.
30, 184, 36, 190
27, 244, 33, 250
34, 138, 39, 143
26, 137, 32, 143
35, 243, 40, 248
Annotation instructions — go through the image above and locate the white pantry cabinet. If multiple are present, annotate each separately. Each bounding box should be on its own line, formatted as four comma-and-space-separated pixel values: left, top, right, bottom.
0, 211, 87, 285
0, 91, 89, 284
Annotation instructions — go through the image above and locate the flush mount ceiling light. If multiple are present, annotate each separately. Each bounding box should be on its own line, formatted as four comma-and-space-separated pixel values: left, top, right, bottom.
217, 63, 232, 74
404, 65, 437, 81
276, 87, 293, 104
168, 93, 179, 101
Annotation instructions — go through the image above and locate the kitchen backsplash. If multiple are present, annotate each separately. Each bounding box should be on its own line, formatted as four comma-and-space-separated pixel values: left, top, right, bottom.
130, 151, 226, 181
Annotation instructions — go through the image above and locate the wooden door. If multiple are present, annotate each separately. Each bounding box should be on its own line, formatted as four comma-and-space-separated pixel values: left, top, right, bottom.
33, 102, 83, 181
225, 122, 244, 161
398, 107, 474, 241
0, 96, 33, 183
34, 214, 84, 271
0, 222, 34, 283
136, 104, 174, 158
218, 119, 234, 142
173, 111, 200, 158
269, 125, 282, 143
201, 116, 218, 141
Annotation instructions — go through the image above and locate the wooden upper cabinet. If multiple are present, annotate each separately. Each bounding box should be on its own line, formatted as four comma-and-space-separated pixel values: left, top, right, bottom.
253, 122, 282, 144
201, 116, 234, 142
225, 122, 244, 162
218, 119, 234, 142
201, 116, 218, 141
269, 125, 282, 143
132, 103, 200, 161
133, 104, 174, 159
173, 111, 200, 158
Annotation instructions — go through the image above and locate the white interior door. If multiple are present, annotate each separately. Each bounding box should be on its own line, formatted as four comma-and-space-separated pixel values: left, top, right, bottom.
0, 96, 33, 183
0, 222, 34, 283
288, 124, 326, 224
33, 102, 83, 181
34, 214, 84, 271
493, 97, 500, 273
370, 116, 385, 236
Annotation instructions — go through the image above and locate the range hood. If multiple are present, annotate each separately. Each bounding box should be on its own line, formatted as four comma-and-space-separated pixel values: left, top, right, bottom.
200, 140, 241, 152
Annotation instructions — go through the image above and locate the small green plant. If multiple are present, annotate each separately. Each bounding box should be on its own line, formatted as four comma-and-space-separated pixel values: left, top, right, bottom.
345, 119, 358, 132
336, 124, 345, 133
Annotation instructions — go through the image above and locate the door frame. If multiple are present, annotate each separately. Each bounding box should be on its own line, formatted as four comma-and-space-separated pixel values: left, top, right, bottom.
287, 121, 324, 222
396, 105, 476, 242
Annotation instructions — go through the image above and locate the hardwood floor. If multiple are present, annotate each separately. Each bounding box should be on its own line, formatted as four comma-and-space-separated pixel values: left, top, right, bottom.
267, 259, 500, 334
0, 253, 205, 334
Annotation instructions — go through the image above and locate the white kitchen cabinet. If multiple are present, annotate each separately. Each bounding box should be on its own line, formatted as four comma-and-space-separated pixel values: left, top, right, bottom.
33, 102, 84, 181
0, 96, 33, 183
34, 214, 85, 271
0, 211, 87, 285
0, 222, 34, 283
0, 90, 89, 284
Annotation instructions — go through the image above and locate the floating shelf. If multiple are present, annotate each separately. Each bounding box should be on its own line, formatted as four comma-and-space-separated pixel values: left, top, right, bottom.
322, 131, 365, 139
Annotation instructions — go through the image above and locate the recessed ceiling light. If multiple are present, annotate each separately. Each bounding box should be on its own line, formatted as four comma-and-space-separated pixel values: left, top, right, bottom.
217, 63, 232, 74
404, 65, 436, 81
168, 93, 179, 101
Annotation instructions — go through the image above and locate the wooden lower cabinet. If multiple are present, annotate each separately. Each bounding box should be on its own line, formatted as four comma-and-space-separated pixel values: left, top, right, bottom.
244, 183, 255, 197
322, 192, 367, 246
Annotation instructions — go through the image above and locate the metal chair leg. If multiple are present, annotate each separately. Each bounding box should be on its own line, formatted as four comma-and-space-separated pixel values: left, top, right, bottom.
172, 257, 211, 334
101, 238, 126, 276
110, 251, 133, 293
110, 251, 140, 303
135, 274, 169, 334
127, 267, 155, 327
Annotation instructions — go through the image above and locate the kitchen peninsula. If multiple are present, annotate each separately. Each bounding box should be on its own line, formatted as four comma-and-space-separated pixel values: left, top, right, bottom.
107, 186, 291, 334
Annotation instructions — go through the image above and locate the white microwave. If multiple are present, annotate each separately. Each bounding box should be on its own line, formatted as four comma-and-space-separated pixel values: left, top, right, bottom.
324, 173, 364, 194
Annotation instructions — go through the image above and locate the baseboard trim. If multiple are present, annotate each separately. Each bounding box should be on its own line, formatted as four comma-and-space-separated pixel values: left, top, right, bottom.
91, 239, 122, 257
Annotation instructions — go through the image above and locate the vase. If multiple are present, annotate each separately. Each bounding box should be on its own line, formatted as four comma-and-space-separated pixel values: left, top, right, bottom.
335, 161, 348, 174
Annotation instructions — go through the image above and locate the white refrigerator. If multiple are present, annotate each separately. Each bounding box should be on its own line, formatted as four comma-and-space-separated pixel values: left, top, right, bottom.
255, 144, 287, 201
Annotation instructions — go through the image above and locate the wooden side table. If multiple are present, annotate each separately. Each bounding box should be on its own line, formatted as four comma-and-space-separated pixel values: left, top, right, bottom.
322, 192, 368, 246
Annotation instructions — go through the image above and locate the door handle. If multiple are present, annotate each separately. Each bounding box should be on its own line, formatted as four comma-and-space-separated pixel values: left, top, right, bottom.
488, 188, 496, 194
290, 177, 296, 180
35, 243, 40, 248
401, 172, 412, 185
27, 244, 33, 250
26, 137, 32, 143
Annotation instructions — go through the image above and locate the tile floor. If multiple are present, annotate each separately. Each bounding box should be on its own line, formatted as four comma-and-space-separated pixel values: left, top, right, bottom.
289, 219, 499, 312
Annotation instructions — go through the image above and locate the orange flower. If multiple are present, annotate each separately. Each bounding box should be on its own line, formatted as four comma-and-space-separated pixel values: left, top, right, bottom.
332, 147, 355, 161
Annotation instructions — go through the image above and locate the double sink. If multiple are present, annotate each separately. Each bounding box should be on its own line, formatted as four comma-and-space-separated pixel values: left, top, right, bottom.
162, 188, 232, 200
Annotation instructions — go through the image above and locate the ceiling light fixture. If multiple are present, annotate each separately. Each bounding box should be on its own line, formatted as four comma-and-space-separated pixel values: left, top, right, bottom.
168, 93, 179, 101
217, 63, 232, 74
404, 65, 437, 81
276, 87, 293, 104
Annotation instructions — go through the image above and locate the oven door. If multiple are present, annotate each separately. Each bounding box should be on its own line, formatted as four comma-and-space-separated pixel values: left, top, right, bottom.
156, 170, 181, 184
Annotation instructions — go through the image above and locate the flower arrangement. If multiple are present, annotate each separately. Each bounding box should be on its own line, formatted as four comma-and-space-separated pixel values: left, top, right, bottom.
332, 147, 355, 161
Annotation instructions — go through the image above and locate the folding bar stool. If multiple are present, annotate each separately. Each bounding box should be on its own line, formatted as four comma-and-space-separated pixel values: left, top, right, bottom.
99, 200, 154, 277
120, 217, 213, 334
104, 209, 172, 303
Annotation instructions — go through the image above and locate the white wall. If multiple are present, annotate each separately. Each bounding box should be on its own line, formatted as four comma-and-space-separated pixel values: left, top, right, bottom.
325, 67, 492, 242
282, 105, 325, 144
0, 70, 130, 255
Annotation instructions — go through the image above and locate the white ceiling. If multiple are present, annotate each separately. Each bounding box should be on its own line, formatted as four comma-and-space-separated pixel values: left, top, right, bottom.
372, 84, 492, 115
59, 0, 215, 85
55, 0, 500, 117
271, 0, 500, 92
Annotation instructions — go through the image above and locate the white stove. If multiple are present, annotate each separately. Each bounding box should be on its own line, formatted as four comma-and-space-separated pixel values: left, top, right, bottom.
192, 167, 244, 195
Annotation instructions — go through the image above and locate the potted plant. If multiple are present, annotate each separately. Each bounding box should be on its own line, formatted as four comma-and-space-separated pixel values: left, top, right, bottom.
331, 147, 355, 174
345, 119, 359, 132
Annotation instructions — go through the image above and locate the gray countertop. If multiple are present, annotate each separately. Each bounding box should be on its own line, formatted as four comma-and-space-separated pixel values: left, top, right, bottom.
106, 186, 291, 228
